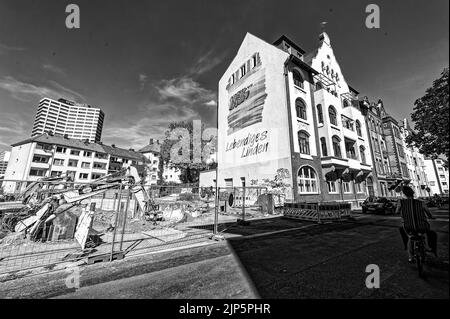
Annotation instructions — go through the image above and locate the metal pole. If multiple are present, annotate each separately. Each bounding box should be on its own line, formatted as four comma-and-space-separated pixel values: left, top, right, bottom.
242, 186, 246, 221
214, 186, 219, 235
213, 100, 219, 236
110, 184, 122, 262
119, 186, 130, 252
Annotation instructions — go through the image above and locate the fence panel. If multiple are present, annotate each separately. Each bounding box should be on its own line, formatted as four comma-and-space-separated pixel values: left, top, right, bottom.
1, 180, 272, 276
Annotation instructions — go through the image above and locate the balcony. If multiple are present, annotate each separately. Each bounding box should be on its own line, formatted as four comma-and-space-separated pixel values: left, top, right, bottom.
321, 156, 349, 168
346, 152, 358, 161
34, 147, 53, 156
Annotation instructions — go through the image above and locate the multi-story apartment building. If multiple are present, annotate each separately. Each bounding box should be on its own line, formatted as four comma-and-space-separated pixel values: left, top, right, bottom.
2, 132, 145, 194
360, 98, 391, 197
0, 150, 11, 178
139, 139, 161, 185
31, 97, 105, 142
306, 32, 372, 206
424, 158, 449, 195
138, 138, 182, 185
381, 113, 410, 195
216, 32, 372, 206
400, 119, 429, 197
360, 96, 432, 199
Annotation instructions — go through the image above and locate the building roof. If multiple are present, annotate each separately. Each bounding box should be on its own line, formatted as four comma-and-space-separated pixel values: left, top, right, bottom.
288, 55, 319, 75
273, 35, 306, 54
101, 144, 145, 161
348, 85, 359, 95
11, 133, 145, 160
138, 143, 161, 154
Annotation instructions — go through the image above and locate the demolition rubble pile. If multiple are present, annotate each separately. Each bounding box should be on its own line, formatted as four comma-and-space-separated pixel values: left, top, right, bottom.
0, 168, 217, 248
0, 167, 145, 247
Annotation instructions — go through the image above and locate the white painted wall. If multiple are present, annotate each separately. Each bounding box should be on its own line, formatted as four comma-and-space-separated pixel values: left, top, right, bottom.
217, 32, 293, 188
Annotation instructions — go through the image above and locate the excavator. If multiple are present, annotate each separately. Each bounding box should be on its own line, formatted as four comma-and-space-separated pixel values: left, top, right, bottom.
1, 166, 161, 242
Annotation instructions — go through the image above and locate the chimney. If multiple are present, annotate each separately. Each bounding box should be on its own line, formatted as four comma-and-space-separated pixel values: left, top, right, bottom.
149, 138, 154, 145
112, 144, 116, 148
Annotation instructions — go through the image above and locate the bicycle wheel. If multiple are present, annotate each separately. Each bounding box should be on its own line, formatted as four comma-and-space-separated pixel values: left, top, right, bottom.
416, 243, 425, 277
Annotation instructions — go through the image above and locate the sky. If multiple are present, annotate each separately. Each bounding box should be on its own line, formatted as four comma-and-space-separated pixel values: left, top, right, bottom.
0, 0, 448, 153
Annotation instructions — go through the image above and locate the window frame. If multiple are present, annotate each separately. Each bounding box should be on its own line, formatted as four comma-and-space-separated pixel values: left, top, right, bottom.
298, 166, 319, 194
329, 106, 338, 126
298, 131, 310, 155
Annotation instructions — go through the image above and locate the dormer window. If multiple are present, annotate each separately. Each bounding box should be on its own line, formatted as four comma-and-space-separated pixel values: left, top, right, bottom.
240, 65, 246, 78
252, 55, 257, 68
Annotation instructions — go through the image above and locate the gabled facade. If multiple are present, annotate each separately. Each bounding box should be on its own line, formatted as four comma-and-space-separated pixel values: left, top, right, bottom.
216, 32, 373, 207
306, 32, 373, 206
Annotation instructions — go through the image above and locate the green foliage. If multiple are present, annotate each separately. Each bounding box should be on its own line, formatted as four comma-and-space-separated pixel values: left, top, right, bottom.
260, 168, 291, 195
406, 67, 449, 161
160, 120, 216, 184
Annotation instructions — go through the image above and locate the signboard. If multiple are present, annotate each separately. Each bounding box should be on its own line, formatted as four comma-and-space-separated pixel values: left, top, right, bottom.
75, 209, 94, 249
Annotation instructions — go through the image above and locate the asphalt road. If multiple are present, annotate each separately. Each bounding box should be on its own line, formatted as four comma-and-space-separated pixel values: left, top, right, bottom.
227, 207, 449, 298
2, 207, 448, 299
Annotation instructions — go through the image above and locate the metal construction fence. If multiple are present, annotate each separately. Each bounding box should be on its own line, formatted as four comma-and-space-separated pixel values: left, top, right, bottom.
283, 202, 352, 223
0, 179, 272, 276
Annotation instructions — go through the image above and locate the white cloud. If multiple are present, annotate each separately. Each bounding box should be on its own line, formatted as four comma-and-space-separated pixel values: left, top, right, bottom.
0, 43, 26, 54
204, 100, 217, 106
0, 113, 31, 150
156, 76, 215, 104
102, 103, 199, 149
0, 76, 85, 102
189, 49, 228, 75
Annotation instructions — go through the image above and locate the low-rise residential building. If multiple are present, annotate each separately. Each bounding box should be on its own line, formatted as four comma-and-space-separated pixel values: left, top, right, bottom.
2, 132, 146, 194
138, 138, 182, 185
138, 139, 160, 185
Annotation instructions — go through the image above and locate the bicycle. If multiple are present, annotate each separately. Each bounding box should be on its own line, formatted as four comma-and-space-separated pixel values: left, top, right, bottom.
408, 232, 427, 277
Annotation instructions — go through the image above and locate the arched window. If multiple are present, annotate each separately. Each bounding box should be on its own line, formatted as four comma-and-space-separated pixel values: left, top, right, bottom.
329, 105, 337, 126
360, 146, 366, 164
298, 131, 310, 155
295, 98, 307, 120
316, 104, 323, 123
332, 135, 342, 158
355, 120, 362, 137
298, 166, 319, 194
293, 70, 304, 89
320, 137, 327, 157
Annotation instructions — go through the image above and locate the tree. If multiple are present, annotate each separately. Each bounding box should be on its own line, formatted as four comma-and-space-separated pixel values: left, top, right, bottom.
159, 121, 216, 184
259, 168, 291, 207
406, 67, 449, 163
